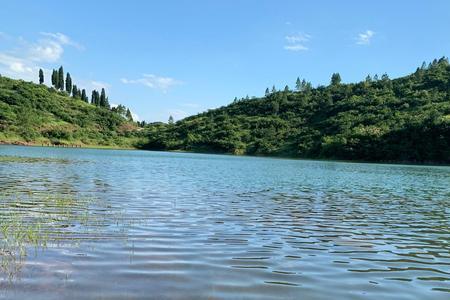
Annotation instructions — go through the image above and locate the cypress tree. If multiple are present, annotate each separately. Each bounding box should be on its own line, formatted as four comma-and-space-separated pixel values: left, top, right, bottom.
81, 89, 87, 102
39, 69, 44, 84
91, 90, 96, 105
72, 85, 78, 98
58, 66, 64, 90
65, 72, 72, 93
51, 69, 57, 88
100, 88, 106, 107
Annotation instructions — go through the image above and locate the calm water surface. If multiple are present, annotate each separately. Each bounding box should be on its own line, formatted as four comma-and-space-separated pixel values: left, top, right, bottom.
0, 145, 449, 299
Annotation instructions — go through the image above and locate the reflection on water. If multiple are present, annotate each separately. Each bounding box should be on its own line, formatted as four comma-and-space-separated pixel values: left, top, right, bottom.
0, 146, 449, 299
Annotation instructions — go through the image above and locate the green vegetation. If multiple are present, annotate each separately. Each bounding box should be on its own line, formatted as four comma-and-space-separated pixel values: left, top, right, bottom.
0, 59, 449, 163
0, 71, 146, 148
143, 58, 450, 163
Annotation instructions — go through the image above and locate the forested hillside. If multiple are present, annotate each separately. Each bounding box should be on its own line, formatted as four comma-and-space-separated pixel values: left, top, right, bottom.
144, 58, 450, 163
0, 73, 145, 148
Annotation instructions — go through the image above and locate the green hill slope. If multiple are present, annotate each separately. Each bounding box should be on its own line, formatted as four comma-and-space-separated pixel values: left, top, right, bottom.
143, 58, 450, 163
0, 76, 144, 148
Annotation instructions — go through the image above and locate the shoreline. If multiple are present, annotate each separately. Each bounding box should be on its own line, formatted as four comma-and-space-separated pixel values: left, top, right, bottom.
0, 140, 137, 151
3, 141, 446, 167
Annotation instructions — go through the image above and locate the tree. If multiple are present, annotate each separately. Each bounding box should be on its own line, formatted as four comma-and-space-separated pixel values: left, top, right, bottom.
272, 101, 279, 115
58, 66, 64, 91
91, 90, 100, 106
112, 104, 127, 116
39, 69, 44, 84
284, 85, 289, 92
72, 85, 77, 98
296, 77, 301, 91
331, 73, 341, 86
51, 69, 57, 88
126, 109, 133, 121
271, 85, 276, 93
81, 89, 88, 102
100, 88, 107, 107
265, 88, 270, 96
65, 73, 72, 93
168, 115, 174, 125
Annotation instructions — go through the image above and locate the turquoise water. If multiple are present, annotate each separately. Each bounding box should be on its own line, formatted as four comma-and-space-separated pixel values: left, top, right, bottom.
0, 145, 449, 299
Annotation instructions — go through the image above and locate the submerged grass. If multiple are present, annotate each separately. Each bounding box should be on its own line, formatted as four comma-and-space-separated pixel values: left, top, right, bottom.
0, 191, 133, 281
0, 155, 72, 164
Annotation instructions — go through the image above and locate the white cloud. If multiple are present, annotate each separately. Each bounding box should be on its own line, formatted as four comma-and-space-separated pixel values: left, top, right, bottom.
0, 53, 38, 81
284, 44, 308, 51
40, 32, 84, 50
0, 32, 82, 81
90, 80, 111, 89
284, 33, 310, 52
121, 74, 182, 93
356, 30, 375, 45
130, 110, 140, 121
285, 33, 310, 44
29, 40, 64, 62
167, 109, 188, 121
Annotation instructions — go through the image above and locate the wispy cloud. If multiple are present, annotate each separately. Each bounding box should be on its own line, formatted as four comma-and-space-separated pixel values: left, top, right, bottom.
356, 30, 375, 45
90, 80, 111, 89
40, 32, 84, 50
0, 32, 83, 81
167, 109, 188, 121
284, 33, 310, 52
121, 74, 182, 93
284, 44, 308, 51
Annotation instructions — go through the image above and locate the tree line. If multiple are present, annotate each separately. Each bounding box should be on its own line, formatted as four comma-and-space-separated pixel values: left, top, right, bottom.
142, 57, 450, 163
39, 67, 134, 121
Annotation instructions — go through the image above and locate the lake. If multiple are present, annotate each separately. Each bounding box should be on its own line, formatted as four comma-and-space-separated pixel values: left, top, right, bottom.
0, 145, 449, 299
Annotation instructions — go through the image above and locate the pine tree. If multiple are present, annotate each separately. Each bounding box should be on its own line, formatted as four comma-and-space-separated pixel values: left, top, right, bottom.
265, 88, 270, 96
168, 115, 174, 124
65, 73, 72, 93
271, 85, 276, 93
58, 66, 64, 91
39, 69, 44, 84
295, 77, 301, 91
284, 85, 289, 92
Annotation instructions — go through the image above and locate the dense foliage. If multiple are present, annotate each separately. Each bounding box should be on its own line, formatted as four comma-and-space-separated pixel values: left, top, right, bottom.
144, 58, 450, 163
0, 76, 145, 148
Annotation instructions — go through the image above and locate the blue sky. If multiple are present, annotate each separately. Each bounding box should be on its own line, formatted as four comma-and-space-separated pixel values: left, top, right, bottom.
1, 0, 449, 122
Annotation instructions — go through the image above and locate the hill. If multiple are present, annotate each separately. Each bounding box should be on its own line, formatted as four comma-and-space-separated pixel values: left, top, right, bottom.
143, 58, 450, 163
0, 76, 145, 148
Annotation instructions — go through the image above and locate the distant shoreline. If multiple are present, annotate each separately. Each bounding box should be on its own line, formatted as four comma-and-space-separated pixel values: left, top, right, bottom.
1, 140, 448, 167
0, 140, 137, 151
